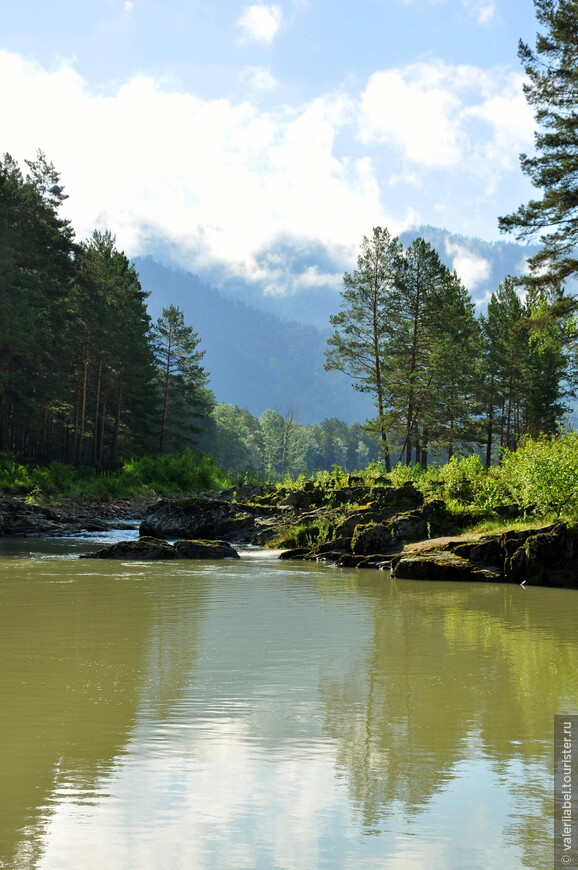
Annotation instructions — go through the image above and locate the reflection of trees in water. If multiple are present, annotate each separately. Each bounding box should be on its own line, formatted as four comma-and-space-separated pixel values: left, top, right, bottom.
320, 577, 578, 863
0, 561, 208, 870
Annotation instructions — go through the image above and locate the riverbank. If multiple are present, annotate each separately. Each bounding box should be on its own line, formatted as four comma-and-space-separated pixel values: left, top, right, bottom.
133, 483, 578, 588
2, 479, 577, 588
0, 493, 153, 536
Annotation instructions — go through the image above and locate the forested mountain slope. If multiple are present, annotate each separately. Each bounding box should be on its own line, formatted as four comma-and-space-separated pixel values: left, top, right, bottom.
134, 257, 372, 424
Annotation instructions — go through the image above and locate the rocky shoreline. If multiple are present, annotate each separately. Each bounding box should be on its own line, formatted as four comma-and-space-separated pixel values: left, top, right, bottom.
2, 483, 577, 587
0, 496, 144, 537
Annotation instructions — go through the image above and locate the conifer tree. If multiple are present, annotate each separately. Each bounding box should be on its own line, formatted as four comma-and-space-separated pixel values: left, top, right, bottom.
325, 227, 403, 470
498, 0, 578, 289
153, 305, 213, 454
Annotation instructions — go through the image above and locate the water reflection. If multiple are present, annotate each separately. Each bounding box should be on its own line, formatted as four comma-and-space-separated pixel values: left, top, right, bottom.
320, 577, 578, 867
0, 553, 576, 870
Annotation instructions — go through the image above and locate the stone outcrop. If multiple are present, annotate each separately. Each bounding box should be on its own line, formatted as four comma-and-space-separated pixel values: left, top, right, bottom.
391, 523, 577, 588
0, 499, 134, 536
139, 496, 286, 544
80, 536, 240, 560
390, 551, 504, 583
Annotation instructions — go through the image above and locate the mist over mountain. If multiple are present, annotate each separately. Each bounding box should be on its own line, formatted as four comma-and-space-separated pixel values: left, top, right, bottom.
140, 226, 544, 330
134, 227, 561, 425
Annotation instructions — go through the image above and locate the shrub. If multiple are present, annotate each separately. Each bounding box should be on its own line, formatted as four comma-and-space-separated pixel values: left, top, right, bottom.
437, 454, 486, 505
498, 434, 578, 517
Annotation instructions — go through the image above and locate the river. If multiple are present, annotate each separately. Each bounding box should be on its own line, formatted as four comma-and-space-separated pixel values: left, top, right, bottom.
0, 530, 576, 870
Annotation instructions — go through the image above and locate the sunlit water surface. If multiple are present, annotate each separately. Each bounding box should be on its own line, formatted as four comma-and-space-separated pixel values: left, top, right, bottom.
0, 532, 576, 870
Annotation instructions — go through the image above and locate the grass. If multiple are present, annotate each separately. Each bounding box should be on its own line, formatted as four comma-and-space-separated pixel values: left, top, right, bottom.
0, 450, 236, 504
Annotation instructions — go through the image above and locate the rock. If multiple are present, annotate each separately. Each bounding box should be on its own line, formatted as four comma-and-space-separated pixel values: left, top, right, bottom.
81, 536, 240, 560
173, 539, 240, 559
0, 499, 75, 536
451, 536, 502, 566
334, 507, 382, 538
309, 551, 344, 563
140, 496, 276, 543
81, 537, 177, 560
351, 522, 392, 555
334, 553, 368, 567
278, 547, 311, 560
389, 509, 429, 542
357, 555, 391, 569
391, 551, 505, 582
314, 537, 350, 554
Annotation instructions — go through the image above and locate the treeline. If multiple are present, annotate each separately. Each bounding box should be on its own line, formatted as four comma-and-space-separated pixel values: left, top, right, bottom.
0, 151, 379, 478
0, 152, 211, 465
201, 406, 380, 478
326, 228, 577, 470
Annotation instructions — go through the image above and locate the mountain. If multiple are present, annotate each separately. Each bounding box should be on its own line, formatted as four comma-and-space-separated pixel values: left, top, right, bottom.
134, 257, 373, 424
141, 226, 548, 330
134, 227, 574, 425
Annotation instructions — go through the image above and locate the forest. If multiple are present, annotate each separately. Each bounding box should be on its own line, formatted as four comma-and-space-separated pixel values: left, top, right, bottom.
0, 151, 379, 479
0, 148, 576, 487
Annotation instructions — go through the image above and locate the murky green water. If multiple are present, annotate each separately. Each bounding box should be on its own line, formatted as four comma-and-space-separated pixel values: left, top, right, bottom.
1, 537, 576, 870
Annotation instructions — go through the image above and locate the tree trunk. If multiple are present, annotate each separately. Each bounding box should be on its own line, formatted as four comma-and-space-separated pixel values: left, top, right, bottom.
485, 375, 494, 468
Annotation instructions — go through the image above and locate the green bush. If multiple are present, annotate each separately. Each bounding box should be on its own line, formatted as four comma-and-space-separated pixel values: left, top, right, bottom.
498, 434, 578, 517
438, 454, 486, 504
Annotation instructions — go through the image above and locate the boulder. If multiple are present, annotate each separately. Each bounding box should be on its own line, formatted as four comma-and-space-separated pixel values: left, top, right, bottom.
389, 509, 429, 542
278, 547, 311, 560
334, 506, 382, 538
81, 537, 177, 560
391, 551, 505, 582
173, 539, 240, 559
139, 496, 276, 543
0, 499, 75, 536
81, 536, 240, 560
351, 522, 392, 555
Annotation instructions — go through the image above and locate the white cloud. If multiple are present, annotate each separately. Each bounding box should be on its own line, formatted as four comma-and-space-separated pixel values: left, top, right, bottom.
402, 0, 496, 24
123, 1, 135, 10
238, 4, 283, 44
0, 51, 392, 279
0, 49, 532, 288
464, 0, 495, 24
358, 59, 533, 187
445, 240, 491, 289
239, 65, 278, 92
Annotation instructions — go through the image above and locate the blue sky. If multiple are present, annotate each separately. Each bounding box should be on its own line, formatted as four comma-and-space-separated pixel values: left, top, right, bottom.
0, 0, 540, 296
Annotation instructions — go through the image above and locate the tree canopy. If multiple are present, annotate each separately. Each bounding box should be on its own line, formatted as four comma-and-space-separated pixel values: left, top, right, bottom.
498, 0, 578, 289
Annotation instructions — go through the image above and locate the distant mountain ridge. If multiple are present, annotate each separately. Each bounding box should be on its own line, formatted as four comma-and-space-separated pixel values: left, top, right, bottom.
139, 226, 545, 330
133, 226, 560, 424
134, 256, 373, 424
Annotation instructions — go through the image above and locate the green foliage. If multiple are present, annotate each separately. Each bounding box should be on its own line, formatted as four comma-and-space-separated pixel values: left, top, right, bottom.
206, 405, 380, 480
0, 450, 234, 500
498, 434, 578, 517
498, 0, 578, 288
438, 455, 487, 504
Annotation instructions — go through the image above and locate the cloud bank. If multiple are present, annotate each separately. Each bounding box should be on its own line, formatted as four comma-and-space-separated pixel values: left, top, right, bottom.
0, 49, 534, 291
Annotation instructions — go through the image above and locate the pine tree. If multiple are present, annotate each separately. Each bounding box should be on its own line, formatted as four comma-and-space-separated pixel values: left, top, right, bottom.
70, 231, 157, 464
480, 277, 575, 460
498, 0, 578, 290
385, 239, 480, 465
152, 306, 213, 454
0, 151, 75, 459
325, 227, 403, 470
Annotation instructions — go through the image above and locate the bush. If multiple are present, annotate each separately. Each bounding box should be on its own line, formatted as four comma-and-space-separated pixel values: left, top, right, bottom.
498, 434, 578, 518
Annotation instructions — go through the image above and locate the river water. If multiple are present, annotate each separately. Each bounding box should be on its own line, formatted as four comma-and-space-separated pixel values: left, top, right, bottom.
0, 530, 576, 870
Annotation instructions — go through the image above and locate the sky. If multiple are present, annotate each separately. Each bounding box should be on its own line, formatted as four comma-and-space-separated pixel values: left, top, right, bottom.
0, 0, 541, 297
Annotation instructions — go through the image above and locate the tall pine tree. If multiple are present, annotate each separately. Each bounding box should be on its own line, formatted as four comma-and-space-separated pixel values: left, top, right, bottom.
498, 0, 578, 290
